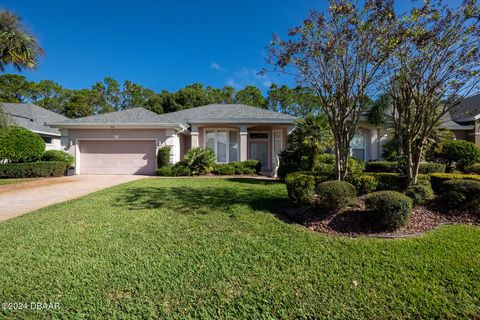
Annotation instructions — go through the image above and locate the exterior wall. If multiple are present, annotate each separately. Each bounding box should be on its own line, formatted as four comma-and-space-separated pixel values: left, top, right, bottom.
60, 128, 168, 173
40, 136, 62, 151
179, 133, 191, 160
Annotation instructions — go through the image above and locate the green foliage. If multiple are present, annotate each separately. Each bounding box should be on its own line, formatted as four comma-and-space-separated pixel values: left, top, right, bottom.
316, 181, 356, 211
424, 129, 455, 163
347, 174, 379, 195
285, 172, 315, 205
439, 180, 480, 212
156, 146, 171, 168
242, 160, 262, 173
155, 166, 173, 177
42, 150, 74, 166
440, 140, 480, 171
381, 138, 401, 162
405, 183, 434, 206
0, 11, 42, 72
155, 162, 192, 177
367, 94, 389, 126
418, 163, 446, 174
430, 173, 480, 195
365, 161, 398, 173
365, 191, 413, 230
0, 161, 66, 178
277, 147, 304, 180
369, 173, 406, 191
466, 163, 480, 175
183, 147, 216, 175
212, 164, 236, 175
0, 126, 45, 162
235, 85, 267, 108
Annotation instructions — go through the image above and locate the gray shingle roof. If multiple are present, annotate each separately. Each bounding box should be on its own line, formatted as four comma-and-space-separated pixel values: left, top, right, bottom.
163, 104, 297, 127
1, 103, 69, 136
450, 93, 480, 122
439, 111, 474, 130
50, 107, 179, 126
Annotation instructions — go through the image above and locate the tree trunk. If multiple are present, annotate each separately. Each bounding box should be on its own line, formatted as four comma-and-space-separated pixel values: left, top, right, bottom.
334, 138, 349, 181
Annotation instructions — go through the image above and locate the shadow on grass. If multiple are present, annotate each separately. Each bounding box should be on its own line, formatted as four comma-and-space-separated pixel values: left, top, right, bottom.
224, 178, 281, 185
116, 184, 289, 217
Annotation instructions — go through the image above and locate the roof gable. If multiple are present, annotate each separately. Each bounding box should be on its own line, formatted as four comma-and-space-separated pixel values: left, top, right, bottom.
1, 103, 69, 135
450, 93, 480, 122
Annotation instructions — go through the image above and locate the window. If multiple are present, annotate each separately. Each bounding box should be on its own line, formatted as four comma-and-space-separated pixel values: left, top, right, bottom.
351, 131, 366, 161
204, 129, 238, 163
42, 136, 53, 144
249, 133, 268, 140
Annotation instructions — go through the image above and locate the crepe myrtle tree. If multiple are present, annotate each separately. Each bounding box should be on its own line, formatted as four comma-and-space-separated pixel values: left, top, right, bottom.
268, 0, 402, 180
385, 0, 480, 185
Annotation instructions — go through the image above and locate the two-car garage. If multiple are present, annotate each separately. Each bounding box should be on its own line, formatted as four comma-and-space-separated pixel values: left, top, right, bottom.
78, 140, 157, 175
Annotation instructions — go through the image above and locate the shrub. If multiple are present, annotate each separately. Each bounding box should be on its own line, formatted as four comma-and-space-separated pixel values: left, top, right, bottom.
365, 191, 413, 230
156, 146, 171, 168
347, 174, 378, 195
365, 161, 398, 173
171, 162, 191, 176
0, 126, 45, 163
405, 183, 434, 205
155, 166, 173, 176
430, 173, 480, 195
42, 150, 74, 166
183, 147, 216, 175
313, 153, 364, 180
277, 147, 305, 180
441, 140, 480, 171
418, 162, 446, 174
243, 160, 262, 173
439, 179, 480, 212
316, 180, 356, 211
465, 163, 480, 175
212, 164, 236, 175
369, 173, 406, 191
285, 172, 315, 205
0, 161, 67, 178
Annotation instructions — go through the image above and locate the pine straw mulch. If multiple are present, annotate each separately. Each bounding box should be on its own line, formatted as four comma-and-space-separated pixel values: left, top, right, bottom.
277, 198, 480, 238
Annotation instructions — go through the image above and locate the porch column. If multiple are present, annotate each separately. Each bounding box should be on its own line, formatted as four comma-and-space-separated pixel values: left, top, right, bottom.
240, 126, 248, 161
370, 128, 378, 161
191, 125, 199, 148
165, 129, 180, 164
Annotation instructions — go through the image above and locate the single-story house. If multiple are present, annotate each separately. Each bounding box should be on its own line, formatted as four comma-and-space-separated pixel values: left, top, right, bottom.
1, 103, 69, 150
48, 104, 298, 175
442, 93, 480, 145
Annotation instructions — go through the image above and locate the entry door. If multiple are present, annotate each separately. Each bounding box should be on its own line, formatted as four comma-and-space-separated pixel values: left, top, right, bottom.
249, 141, 268, 169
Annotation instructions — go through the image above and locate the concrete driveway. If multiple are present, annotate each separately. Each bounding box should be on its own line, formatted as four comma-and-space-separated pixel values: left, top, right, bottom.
0, 175, 145, 222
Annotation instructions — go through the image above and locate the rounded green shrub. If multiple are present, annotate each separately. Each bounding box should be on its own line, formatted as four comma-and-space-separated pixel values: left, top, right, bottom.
156, 146, 171, 168
441, 140, 480, 171
405, 183, 434, 205
316, 180, 356, 211
183, 147, 216, 175
347, 174, 379, 195
243, 160, 262, 173
418, 162, 446, 174
365, 191, 413, 230
285, 172, 315, 205
0, 161, 67, 178
171, 163, 191, 176
0, 126, 45, 163
430, 173, 480, 195
42, 150, 74, 166
212, 164, 236, 175
466, 163, 480, 175
440, 179, 480, 212
439, 191, 466, 210
155, 166, 173, 176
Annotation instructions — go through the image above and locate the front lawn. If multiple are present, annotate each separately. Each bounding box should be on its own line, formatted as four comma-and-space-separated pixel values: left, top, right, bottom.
0, 178, 33, 186
0, 178, 479, 319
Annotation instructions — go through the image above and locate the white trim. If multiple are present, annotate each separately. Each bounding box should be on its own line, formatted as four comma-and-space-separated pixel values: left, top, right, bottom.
75, 138, 158, 175
272, 129, 283, 168
248, 131, 270, 170
203, 128, 239, 163
32, 130, 61, 137
48, 123, 185, 130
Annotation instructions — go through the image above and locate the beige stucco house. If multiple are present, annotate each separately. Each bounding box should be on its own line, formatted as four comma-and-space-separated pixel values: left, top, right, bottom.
48, 104, 297, 175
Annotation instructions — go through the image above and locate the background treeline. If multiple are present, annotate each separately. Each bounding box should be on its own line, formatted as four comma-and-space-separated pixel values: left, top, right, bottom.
0, 74, 320, 118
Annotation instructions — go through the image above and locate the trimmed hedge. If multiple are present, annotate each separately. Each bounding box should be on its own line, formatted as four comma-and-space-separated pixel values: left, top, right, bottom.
466, 163, 480, 175
316, 180, 356, 211
368, 173, 406, 191
0, 126, 45, 163
285, 172, 315, 205
365, 191, 413, 230
157, 146, 171, 168
0, 161, 67, 178
430, 173, 480, 195
155, 162, 192, 177
242, 160, 262, 173
405, 183, 434, 205
439, 179, 480, 212
347, 174, 378, 195
212, 164, 236, 175
42, 150, 74, 166
365, 161, 445, 174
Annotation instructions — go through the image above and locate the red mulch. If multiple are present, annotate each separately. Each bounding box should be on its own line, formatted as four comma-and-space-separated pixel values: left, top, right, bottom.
278, 199, 480, 238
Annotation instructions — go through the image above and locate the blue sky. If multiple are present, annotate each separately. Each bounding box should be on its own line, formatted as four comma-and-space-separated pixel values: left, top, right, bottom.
1, 0, 464, 93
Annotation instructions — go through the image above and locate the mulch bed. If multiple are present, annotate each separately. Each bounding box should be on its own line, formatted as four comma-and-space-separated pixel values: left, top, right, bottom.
278, 199, 480, 238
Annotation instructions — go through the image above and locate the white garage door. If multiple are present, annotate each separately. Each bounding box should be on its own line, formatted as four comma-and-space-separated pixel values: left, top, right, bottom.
79, 140, 156, 175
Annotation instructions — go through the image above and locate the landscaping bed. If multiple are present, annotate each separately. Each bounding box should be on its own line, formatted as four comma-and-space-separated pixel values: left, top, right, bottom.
280, 199, 480, 237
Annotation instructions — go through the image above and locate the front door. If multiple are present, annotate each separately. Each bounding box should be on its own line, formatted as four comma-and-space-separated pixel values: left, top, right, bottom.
249, 141, 268, 170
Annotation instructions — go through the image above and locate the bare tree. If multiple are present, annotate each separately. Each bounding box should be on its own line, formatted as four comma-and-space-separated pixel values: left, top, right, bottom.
385, 0, 480, 185
269, 0, 401, 180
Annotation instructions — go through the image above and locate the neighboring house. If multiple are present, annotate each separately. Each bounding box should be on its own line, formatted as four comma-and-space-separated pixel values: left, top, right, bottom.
441, 93, 480, 145
48, 104, 297, 175
1, 103, 69, 150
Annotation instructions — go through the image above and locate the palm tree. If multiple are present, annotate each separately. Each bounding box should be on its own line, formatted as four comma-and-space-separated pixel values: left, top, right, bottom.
0, 10, 43, 71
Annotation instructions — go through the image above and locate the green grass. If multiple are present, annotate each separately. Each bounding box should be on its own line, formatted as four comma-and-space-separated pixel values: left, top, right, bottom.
0, 178, 32, 185
0, 178, 479, 319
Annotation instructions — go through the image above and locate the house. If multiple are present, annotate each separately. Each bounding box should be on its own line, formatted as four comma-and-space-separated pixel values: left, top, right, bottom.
441, 93, 480, 145
1, 103, 69, 150
48, 104, 297, 175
